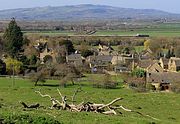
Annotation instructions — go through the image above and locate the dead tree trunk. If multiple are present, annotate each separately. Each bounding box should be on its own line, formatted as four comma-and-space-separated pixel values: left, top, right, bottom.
33, 89, 160, 121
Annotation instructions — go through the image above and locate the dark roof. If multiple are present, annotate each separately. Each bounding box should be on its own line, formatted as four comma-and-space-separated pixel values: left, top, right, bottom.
66, 54, 82, 60
148, 72, 180, 83
138, 60, 158, 69
96, 55, 113, 62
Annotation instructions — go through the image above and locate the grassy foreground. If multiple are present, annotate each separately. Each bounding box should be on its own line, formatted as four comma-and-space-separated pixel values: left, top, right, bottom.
0, 77, 180, 124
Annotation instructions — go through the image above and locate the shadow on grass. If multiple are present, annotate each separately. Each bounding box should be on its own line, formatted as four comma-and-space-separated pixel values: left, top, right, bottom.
36, 84, 60, 87
36, 83, 123, 89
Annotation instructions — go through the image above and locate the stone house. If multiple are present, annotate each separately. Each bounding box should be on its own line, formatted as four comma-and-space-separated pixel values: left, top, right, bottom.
39, 47, 56, 63
168, 57, 180, 72
139, 48, 153, 60
66, 54, 83, 67
137, 59, 164, 73
137, 60, 158, 70
114, 65, 129, 73
147, 63, 164, 73
146, 72, 180, 91
111, 55, 125, 65
159, 58, 169, 70
98, 44, 114, 55
111, 55, 135, 72
87, 55, 113, 71
33, 40, 56, 63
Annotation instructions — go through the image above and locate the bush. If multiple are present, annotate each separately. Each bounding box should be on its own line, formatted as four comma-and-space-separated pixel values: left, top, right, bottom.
93, 74, 118, 89
43, 55, 53, 63
93, 81, 117, 89
146, 83, 156, 91
29, 55, 37, 65
0, 114, 61, 124
127, 76, 147, 92
171, 82, 180, 93
81, 49, 94, 58
4, 57, 23, 75
132, 68, 146, 78
0, 59, 6, 75
29, 68, 46, 86
59, 78, 67, 88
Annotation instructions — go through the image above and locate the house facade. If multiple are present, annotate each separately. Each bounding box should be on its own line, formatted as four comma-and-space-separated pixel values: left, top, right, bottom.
159, 58, 169, 70
168, 57, 180, 72
147, 63, 164, 73
146, 72, 180, 90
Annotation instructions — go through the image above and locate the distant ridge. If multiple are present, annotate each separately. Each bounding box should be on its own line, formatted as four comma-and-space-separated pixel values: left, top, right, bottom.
0, 4, 179, 21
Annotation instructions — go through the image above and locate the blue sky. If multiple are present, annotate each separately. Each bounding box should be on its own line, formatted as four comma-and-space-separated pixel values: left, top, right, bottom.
0, 0, 180, 13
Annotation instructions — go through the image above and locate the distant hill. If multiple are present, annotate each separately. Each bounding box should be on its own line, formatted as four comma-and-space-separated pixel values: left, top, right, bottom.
0, 4, 179, 21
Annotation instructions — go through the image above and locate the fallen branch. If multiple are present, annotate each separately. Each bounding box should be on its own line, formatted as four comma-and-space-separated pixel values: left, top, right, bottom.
111, 105, 160, 121
35, 91, 52, 99
98, 98, 123, 110
33, 89, 160, 121
35, 90, 61, 109
19, 101, 40, 109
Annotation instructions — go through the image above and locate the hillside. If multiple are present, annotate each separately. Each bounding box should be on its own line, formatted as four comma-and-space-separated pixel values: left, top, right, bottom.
0, 4, 179, 21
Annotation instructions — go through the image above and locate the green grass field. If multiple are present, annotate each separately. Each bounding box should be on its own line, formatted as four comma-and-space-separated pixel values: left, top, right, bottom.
22, 29, 180, 37
94, 28, 180, 37
1, 23, 180, 37
0, 76, 180, 124
95, 23, 180, 37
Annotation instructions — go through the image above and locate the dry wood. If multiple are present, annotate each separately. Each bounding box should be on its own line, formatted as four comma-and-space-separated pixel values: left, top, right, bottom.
35, 90, 61, 109
98, 98, 123, 110
33, 89, 159, 121
19, 101, 40, 109
111, 105, 160, 121
102, 110, 117, 115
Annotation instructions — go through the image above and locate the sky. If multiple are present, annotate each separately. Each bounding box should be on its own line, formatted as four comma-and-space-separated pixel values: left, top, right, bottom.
0, 0, 180, 13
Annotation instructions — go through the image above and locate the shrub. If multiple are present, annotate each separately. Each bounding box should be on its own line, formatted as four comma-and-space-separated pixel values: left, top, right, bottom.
59, 78, 67, 88
29, 55, 37, 65
171, 82, 180, 93
126, 76, 147, 92
0, 114, 61, 124
146, 83, 156, 91
132, 68, 146, 78
4, 57, 23, 75
93, 74, 118, 89
81, 49, 94, 58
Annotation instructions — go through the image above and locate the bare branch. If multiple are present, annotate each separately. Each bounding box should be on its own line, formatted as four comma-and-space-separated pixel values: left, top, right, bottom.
35, 91, 52, 99
34, 90, 159, 121
112, 105, 160, 121
102, 110, 117, 115
57, 89, 63, 99
98, 98, 123, 110
35, 90, 61, 109
71, 87, 82, 104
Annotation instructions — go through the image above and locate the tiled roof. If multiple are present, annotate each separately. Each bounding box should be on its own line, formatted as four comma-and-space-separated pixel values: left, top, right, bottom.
96, 55, 113, 62
66, 54, 82, 60
147, 72, 180, 83
138, 60, 158, 69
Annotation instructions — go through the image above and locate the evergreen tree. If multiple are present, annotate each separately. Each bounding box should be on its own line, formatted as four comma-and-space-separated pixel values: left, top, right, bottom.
29, 55, 37, 65
59, 40, 75, 55
0, 59, 6, 75
3, 18, 23, 57
170, 48, 175, 57
174, 46, 180, 58
166, 49, 171, 59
